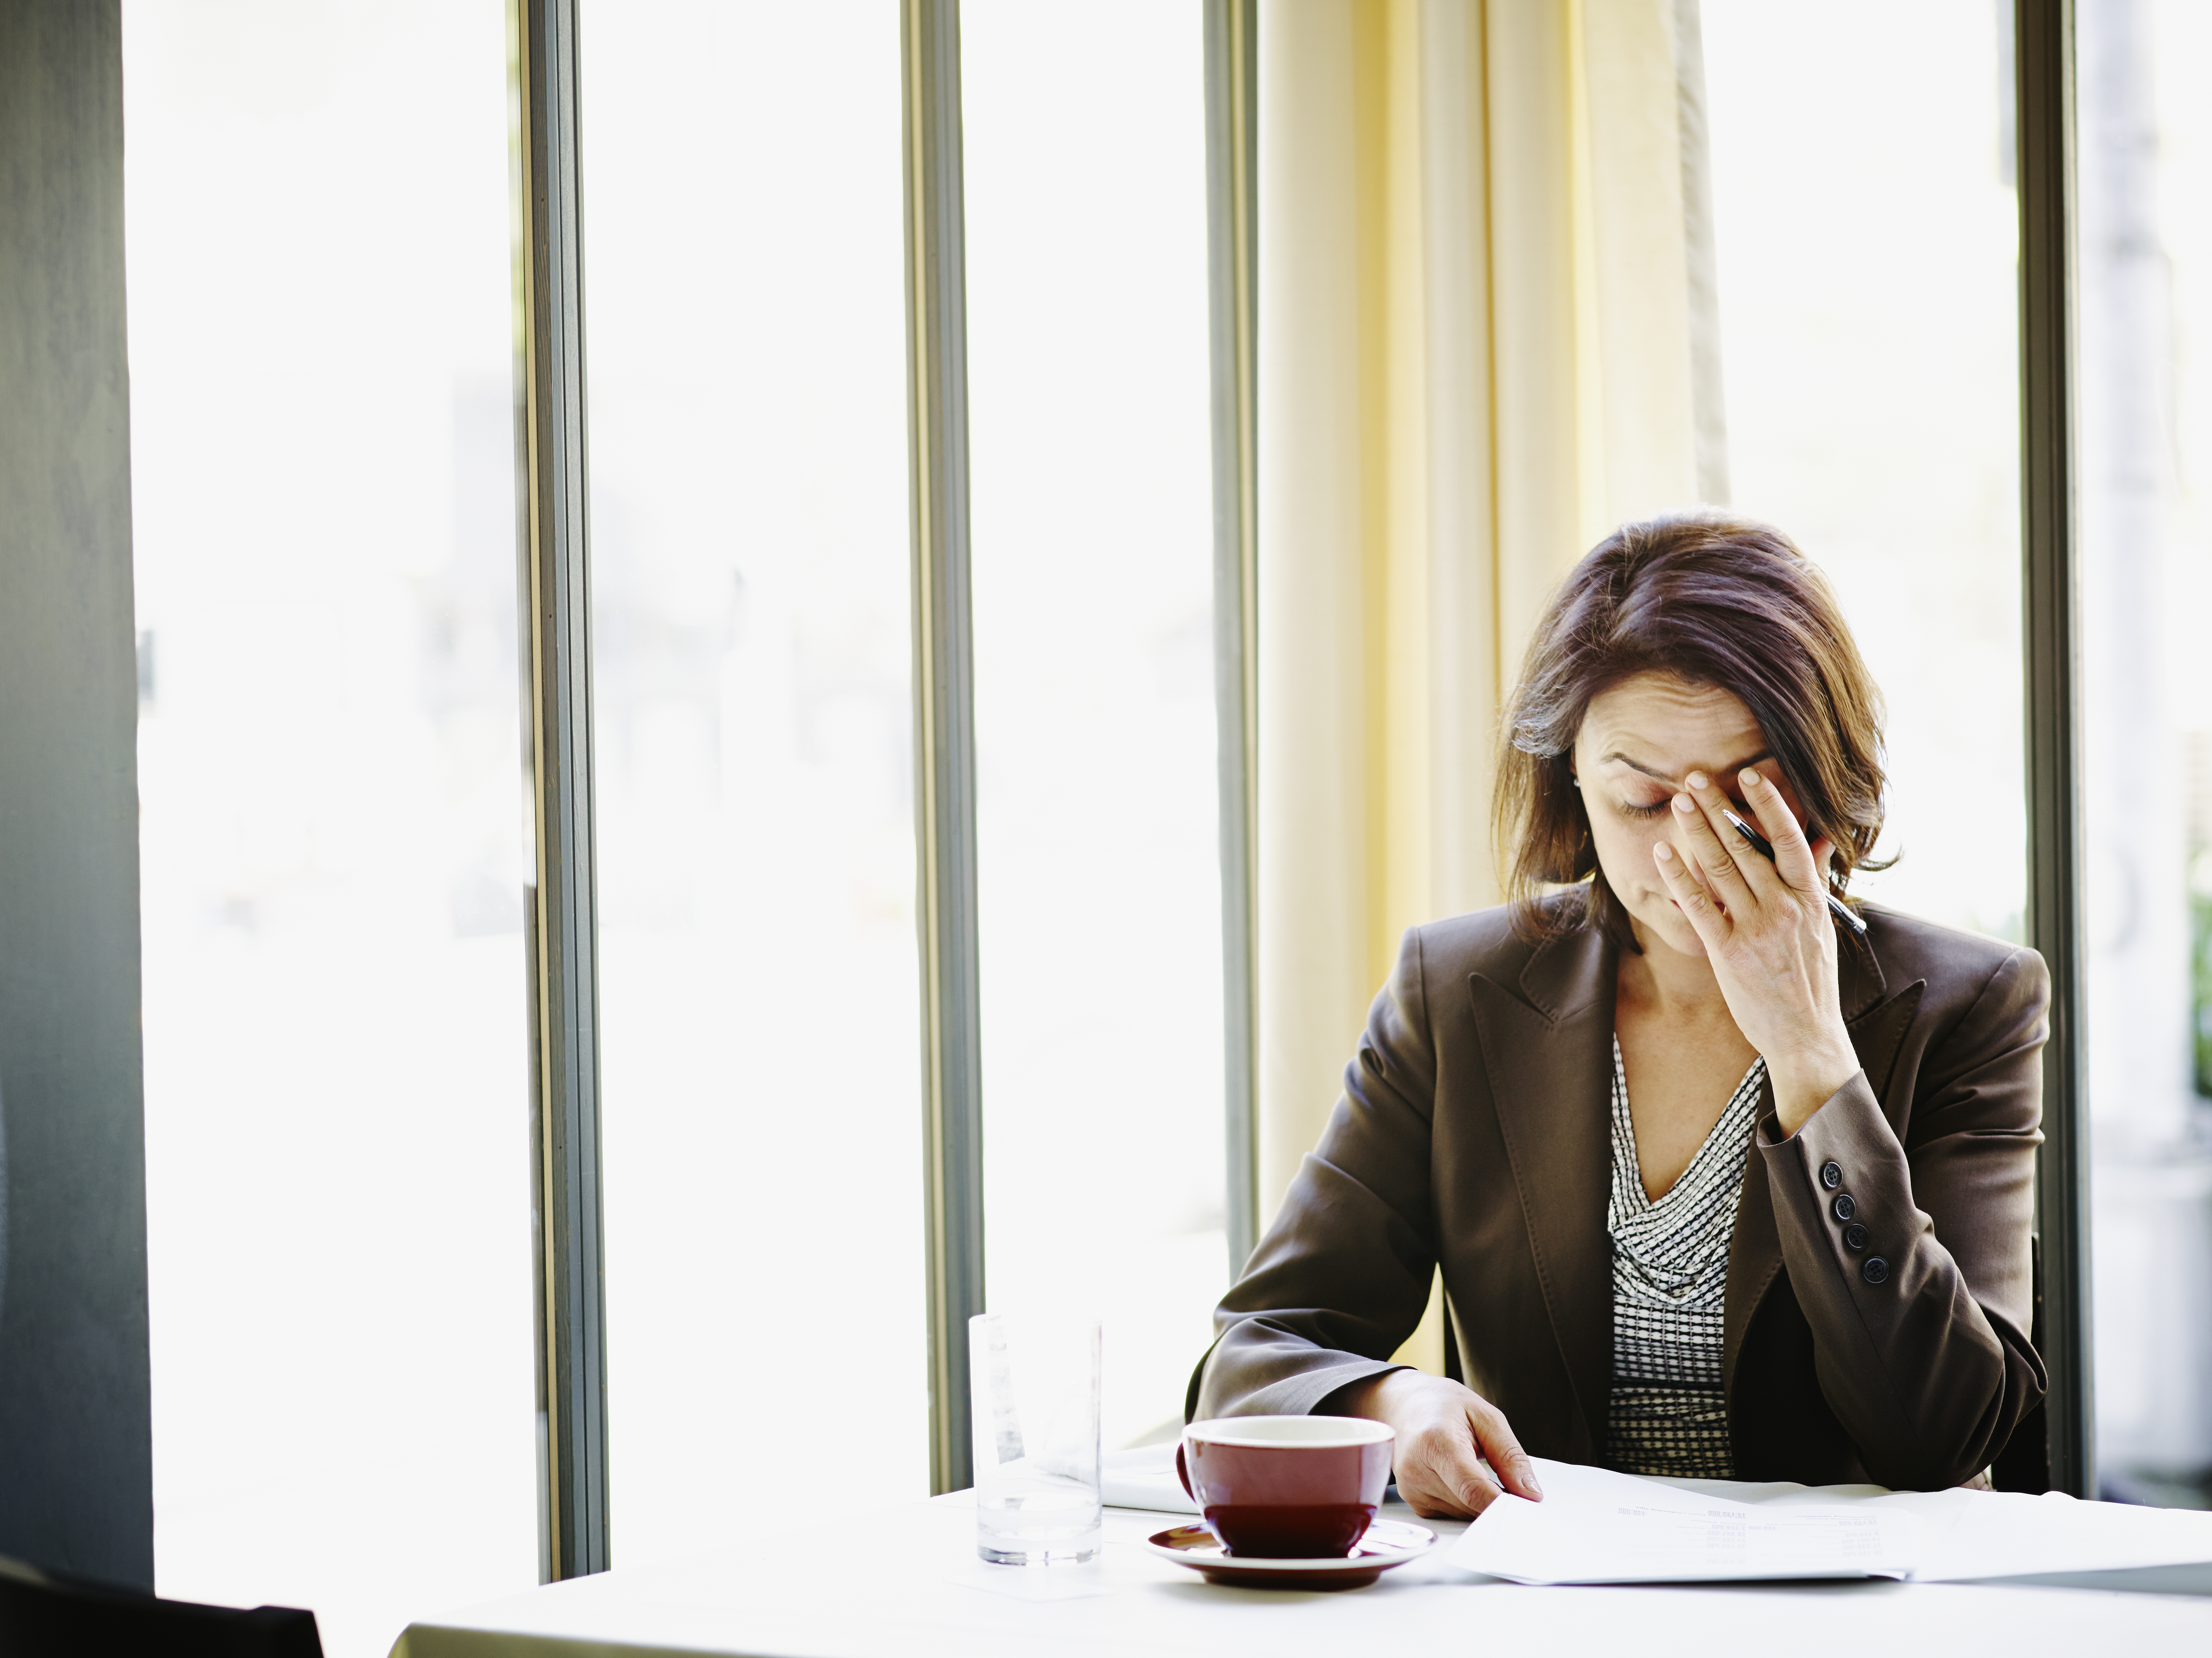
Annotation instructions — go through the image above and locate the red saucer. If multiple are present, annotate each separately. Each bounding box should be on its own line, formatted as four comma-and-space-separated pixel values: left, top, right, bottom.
1142, 1519, 1437, 1590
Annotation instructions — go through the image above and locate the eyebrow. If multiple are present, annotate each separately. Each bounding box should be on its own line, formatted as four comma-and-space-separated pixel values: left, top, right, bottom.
1599, 748, 1773, 787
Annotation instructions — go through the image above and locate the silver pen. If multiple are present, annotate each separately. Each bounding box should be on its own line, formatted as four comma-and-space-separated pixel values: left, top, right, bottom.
1719, 806, 1869, 937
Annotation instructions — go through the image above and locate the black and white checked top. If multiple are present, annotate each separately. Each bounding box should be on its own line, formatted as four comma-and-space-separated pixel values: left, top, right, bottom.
1604, 1036, 1766, 1479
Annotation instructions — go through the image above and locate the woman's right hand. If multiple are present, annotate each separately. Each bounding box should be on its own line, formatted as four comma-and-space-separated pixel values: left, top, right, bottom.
1333, 1369, 1544, 1517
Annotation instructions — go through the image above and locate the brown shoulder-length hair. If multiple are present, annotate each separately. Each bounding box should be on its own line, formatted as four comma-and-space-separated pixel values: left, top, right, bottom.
1496, 510, 1889, 945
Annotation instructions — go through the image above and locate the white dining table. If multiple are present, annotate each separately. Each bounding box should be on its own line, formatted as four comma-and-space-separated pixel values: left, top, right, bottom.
391, 1489, 2212, 1658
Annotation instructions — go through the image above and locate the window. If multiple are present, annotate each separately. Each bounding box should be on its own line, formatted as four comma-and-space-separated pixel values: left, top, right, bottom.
123, 2, 536, 1650
576, 0, 930, 1564
1708, 0, 2212, 1502
960, 0, 1229, 1450
2074, 0, 2212, 1505
1703, 0, 2025, 941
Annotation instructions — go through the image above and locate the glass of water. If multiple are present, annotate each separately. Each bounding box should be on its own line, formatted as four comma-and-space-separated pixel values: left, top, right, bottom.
968, 1311, 1101, 1565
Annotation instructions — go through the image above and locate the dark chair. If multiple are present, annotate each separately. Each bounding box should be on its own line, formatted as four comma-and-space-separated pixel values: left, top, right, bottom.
1990, 1234, 2050, 1492
0, 1556, 322, 1657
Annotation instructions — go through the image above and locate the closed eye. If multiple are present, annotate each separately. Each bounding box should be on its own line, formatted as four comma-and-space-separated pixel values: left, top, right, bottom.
1617, 798, 1671, 820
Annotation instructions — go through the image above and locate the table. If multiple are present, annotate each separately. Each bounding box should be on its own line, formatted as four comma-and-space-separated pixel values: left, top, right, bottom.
392, 1492, 2212, 1658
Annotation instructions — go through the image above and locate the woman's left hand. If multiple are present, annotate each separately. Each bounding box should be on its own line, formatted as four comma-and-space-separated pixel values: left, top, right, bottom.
1650, 767, 1861, 1134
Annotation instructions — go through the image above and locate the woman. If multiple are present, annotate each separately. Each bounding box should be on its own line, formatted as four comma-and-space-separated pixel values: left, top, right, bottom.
1188, 512, 2047, 1512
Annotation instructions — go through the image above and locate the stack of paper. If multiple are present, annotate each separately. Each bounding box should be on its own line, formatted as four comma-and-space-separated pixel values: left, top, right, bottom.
1100, 1446, 1201, 1515
1450, 1457, 2212, 1587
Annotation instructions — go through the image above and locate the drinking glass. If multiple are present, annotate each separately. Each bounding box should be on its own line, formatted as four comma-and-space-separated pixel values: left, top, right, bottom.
968, 1312, 1101, 1564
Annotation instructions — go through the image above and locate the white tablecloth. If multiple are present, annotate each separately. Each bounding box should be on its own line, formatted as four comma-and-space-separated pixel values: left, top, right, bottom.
392, 1490, 2212, 1658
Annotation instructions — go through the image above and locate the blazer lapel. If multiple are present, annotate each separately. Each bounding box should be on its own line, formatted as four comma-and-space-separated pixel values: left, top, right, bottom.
1467, 925, 1616, 1462
1723, 916, 1926, 1395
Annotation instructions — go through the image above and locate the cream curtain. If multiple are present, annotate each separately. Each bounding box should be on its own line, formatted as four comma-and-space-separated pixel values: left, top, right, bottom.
1254, 0, 1728, 1365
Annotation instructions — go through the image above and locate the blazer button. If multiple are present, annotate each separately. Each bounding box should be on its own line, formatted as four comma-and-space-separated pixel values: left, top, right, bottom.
1821, 1160, 1843, 1190
1843, 1222, 1869, 1252
1862, 1257, 1890, 1285
1832, 1193, 1856, 1222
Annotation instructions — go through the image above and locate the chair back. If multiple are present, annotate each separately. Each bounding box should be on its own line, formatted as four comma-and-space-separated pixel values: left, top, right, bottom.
0, 1557, 323, 1657
1989, 1233, 2051, 1492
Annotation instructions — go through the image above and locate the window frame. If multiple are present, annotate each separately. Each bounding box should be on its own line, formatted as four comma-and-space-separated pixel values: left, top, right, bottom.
508, 0, 2095, 1579
2013, 0, 2093, 1500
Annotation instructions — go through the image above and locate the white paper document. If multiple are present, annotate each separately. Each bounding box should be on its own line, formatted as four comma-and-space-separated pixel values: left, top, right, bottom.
1453, 1461, 1918, 1584
1448, 1457, 2212, 1587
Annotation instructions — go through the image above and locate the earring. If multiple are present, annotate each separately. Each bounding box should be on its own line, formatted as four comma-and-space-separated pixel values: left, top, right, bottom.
1569, 774, 1581, 789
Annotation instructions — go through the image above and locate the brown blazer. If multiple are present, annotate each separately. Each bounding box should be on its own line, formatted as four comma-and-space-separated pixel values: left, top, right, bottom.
1190, 899, 2049, 1491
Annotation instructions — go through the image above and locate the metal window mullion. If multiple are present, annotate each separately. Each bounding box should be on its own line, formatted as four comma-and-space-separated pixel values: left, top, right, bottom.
902, 0, 986, 1498
515, 0, 610, 1574
1203, 0, 1260, 1280
2015, 0, 2093, 1499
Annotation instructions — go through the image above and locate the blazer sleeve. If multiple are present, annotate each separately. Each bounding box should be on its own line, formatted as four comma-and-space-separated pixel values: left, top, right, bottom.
1756, 945, 2050, 1490
1186, 927, 1441, 1422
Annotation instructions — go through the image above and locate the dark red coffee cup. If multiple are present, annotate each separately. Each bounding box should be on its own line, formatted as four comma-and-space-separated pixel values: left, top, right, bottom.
1175, 1416, 1394, 1558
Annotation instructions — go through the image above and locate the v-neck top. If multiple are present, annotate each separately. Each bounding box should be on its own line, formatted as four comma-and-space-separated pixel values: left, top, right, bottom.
1604, 1035, 1766, 1479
